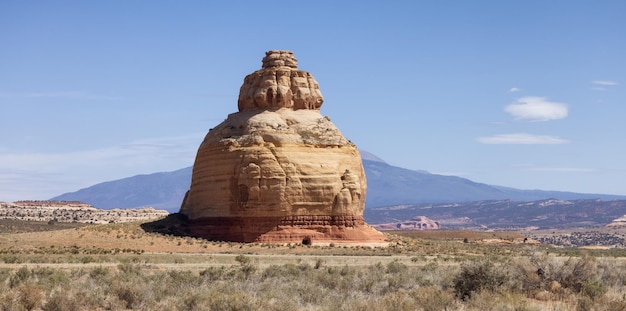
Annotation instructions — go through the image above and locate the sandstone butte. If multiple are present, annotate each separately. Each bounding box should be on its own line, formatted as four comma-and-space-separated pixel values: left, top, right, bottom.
180, 50, 386, 245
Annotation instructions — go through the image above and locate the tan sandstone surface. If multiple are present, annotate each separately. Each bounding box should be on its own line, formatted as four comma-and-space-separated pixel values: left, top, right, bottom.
180, 50, 385, 245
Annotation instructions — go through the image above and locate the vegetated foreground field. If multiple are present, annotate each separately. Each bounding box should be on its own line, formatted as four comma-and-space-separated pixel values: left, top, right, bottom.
2, 219, 626, 310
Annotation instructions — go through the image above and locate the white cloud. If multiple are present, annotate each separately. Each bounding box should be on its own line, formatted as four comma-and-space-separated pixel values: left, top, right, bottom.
509, 87, 521, 92
592, 80, 618, 86
0, 91, 122, 100
476, 133, 570, 145
504, 97, 568, 121
0, 133, 203, 201
528, 167, 596, 173
26, 91, 88, 98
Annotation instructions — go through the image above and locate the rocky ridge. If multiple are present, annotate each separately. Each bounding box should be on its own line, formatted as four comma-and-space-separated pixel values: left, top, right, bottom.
365, 199, 626, 231
0, 201, 169, 224
607, 215, 626, 228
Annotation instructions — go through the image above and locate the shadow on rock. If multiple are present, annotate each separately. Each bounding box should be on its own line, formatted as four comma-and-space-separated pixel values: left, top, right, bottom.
140, 213, 193, 237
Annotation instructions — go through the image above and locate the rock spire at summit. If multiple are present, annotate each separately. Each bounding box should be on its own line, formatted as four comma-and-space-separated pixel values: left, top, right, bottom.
238, 50, 323, 111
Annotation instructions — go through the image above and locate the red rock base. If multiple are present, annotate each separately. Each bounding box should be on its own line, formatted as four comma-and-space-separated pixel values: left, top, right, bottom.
187, 215, 387, 245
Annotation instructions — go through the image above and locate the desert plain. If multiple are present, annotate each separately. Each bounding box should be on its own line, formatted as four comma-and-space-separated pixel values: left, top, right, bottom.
2, 207, 626, 310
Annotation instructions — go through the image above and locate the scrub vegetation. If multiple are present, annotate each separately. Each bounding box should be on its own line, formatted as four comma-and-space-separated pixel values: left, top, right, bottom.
2, 220, 626, 310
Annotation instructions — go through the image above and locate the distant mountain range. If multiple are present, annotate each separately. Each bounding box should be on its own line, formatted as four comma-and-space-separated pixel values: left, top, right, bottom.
364, 199, 626, 230
52, 151, 626, 212
52, 167, 192, 212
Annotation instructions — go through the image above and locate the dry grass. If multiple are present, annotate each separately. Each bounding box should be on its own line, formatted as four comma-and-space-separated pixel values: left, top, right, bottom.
3, 219, 626, 310
390, 229, 526, 241
0, 219, 88, 233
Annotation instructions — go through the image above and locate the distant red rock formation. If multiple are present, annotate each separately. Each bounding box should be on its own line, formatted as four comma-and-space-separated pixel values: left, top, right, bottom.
373, 216, 440, 231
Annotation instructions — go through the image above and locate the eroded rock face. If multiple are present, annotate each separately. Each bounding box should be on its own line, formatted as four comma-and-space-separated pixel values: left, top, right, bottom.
237, 50, 323, 111
180, 50, 385, 244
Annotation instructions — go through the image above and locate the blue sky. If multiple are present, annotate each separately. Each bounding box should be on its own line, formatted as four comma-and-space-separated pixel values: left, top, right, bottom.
1, 1, 625, 201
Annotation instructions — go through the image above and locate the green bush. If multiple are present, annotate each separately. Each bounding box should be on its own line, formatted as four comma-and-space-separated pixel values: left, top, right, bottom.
559, 256, 600, 293
9, 266, 31, 288
386, 259, 408, 274
234, 254, 251, 265
453, 260, 507, 300
580, 279, 607, 301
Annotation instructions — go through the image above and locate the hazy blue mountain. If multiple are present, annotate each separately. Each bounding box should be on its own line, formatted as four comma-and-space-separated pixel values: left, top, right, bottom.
52, 153, 626, 212
362, 160, 626, 206
52, 167, 191, 211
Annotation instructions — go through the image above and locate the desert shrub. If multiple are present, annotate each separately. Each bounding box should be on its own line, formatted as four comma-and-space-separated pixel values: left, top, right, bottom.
200, 266, 228, 281
0, 268, 11, 287
558, 256, 600, 293
261, 264, 283, 280
417, 261, 453, 288
1, 255, 21, 264
68, 267, 88, 279
375, 290, 415, 311
168, 270, 199, 289
71, 287, 106, 310
597, 258, 626, 287
453, 260, 507, 300
314, 258, 324, 269
512, 255, 545, 294
42, 292, 80, 311
204, 284, 257, 311
177, 291, 209, 311
359, 272, 381, 293
603, 299, 626, 311
239, 263, 257, 279
112, 281, 150, 310
234, 254, 251, 265
233, 254, 256, 279
316, 271, 340, 290
338, 265, 356, 277
117, 262, 141, 276
410, 286, 456, 311
44, 271, 70, 290
31, 268, 69, 290
384, 272, 412, 292
386, 259, 408, 274
17, 283, 43, 311
89, 266, 110, 280
513, 254, 605, 299
0, 291, 20, 311
577, 296, 594, 311
9, 266, 31, 288
580, 279, 607, 301
465, 290, 539, 311
270, 263, 305, 279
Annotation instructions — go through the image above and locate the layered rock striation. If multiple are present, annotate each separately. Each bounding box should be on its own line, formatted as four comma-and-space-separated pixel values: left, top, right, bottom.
180, 50, 385, 244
